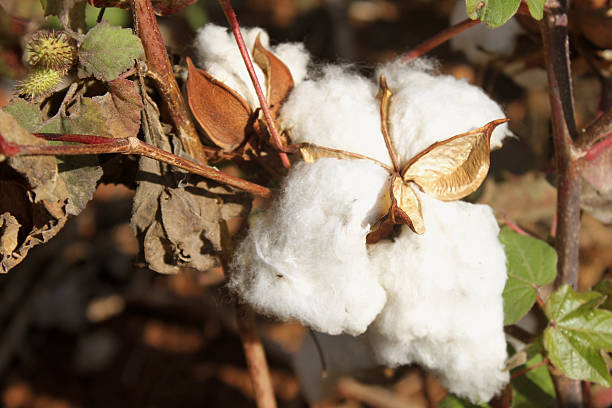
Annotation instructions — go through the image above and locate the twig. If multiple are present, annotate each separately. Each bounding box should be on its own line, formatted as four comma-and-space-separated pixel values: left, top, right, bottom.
217, 0, 291, 169
0, 133, 271, 198
337, 377, 426, 408
511, 359, 550, 379
131, 0, 208, 165
402, 18, 480, 62
577, 107, 612, 151
234, 303, 277, 408
540, 1, 583, 406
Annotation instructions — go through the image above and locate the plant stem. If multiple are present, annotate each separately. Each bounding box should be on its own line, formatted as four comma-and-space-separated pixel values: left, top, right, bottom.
131, 0, 208, 165
1, 133, 271, 198
235, 303, 277, 408
402, 18, 479, 62
540, 1, 583, 406
511, 359, 550, 379
217, 0, 291, 169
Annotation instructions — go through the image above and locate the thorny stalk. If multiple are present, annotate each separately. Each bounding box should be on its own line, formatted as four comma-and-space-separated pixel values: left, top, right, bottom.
131, 0, 208, 164
540, 0, 583, 406
217, 0, 291, 169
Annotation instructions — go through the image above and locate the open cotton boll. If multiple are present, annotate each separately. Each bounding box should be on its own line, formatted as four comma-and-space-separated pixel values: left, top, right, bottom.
194, 24, 310, 108
229, 159, 389, 335
367, 193, 508, 403
377, 60, 511, 163
280, 66, 392, 166
450, 0, 523, 65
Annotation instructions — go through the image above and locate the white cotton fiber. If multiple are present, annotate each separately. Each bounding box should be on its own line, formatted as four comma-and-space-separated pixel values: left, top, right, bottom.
450, 0, 523, 64
366, 193, 509, 403
376, 60, 511, 163
280, 66, 393, 166
229, 159, 389, 335
194, 24, 310, 109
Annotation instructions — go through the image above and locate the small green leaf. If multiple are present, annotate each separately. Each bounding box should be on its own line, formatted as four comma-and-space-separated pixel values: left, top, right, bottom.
511, 353, 555, 408
439, 394, 490, 408
3, 98, 43, 131
593, 279, 612, 311
500, 227, 557, 325
525, 0, 545, 20
465, 0, 520, 28
544, 285, 612, 386
78, 21, 143, 81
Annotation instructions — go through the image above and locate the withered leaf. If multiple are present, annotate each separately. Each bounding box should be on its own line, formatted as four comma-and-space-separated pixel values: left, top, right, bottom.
186, 57, 252, 152
93, 78, 143, 139
252, 34, 294, 118
401, 119, 508, 201
390, 176, 424, 234
132, 94, 249, 274
0, 111, 70, 273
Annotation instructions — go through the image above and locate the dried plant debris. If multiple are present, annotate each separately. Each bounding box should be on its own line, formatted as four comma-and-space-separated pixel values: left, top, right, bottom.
131, 95, 248, 274
581, 144, 612, 224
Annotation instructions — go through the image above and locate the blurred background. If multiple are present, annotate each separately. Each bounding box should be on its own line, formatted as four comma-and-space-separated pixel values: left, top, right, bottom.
0, 0, 611, 406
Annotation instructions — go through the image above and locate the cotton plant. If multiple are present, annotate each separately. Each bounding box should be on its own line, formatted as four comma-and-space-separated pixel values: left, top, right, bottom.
195, 24, 512, 403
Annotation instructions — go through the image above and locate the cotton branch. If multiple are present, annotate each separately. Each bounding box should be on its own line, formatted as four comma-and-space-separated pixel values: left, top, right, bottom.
0, 133, 271, 198
540, 0, 583, 406
402, 18, 479, 62
131, 0, 208, 165
217, 0, 291, 169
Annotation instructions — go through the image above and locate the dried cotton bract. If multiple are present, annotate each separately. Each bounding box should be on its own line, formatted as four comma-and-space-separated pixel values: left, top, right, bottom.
207, 28, 512, 402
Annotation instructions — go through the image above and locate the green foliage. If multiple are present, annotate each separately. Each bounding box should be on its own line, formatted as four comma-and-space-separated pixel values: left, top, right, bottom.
544, 285, 612, 386
3, 98, 43, 130
512, 353, 556, 408
499, 227, 557, 325
593, 279, 612, 311
78, 21, 144, 81
439, 395, 490, 408
465, 0, 545, 27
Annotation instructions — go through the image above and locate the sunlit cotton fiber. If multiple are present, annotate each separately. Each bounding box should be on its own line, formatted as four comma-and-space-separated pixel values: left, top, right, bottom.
194, 24, 310, 109
212, 29, 511, 402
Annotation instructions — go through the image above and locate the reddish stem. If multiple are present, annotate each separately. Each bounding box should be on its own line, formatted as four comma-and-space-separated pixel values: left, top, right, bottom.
217, 0, 291, 169
511, 359, 550, 379
536, 290, 546, 309
583, 131, 612, 162
131, 0, 208, 165
1, 133, 271, 198
503, 217, 531, 236
402, 18, 480, 62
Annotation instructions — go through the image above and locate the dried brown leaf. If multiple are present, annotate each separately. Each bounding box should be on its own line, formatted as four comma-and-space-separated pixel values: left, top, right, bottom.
186, 57, 252, 151
252, 34, 294, 118
0, 213, 19, 257
401, 119, 508, 201
93, 78, 143, 139
390, 176, 425, 234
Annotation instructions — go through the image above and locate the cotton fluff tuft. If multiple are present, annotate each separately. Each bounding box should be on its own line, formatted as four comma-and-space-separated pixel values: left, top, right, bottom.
377, 59, 511, 160
230, 53, 510, 401
367, 193, 509, 403
450, 0, 523, 64
194, 24, 310, 108
230, 159, 388, 335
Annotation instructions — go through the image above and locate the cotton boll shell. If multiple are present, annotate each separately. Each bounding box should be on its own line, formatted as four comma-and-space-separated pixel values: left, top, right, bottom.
230, 159, 389, 335
367, 193, 508, 403
377, 61, 511, 166
449, 0, 523, 65
194, 24, 310, 109
279, 66, 393, 166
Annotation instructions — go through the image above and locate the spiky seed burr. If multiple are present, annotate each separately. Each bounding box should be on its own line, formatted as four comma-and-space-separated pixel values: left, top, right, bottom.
16, 68, 62, 100
25, 31, 76, 73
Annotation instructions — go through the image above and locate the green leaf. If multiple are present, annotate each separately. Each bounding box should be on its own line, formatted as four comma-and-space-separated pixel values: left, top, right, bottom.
511, 353, 555, 408
3, 98, 43, 131
439, 395, 490, 408
525, 0, 545, 20
499, 227, 557, 325
593, 279, 612, 311
544, 285, 612, 386
78, 21, 143, 81
465, 0, 520, 28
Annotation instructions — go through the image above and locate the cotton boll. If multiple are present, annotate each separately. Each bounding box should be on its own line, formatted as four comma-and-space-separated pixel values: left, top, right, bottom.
230, 159, 389, 335
449, 0, 523, 65
367, 193, 508, 403
377, 60, 511, 164
194, 24, 310, 108
280, 66, 392, 166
